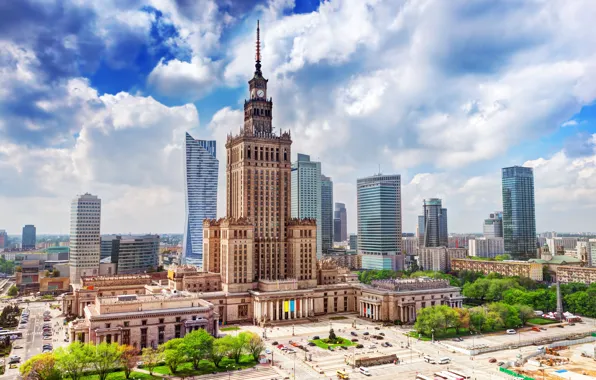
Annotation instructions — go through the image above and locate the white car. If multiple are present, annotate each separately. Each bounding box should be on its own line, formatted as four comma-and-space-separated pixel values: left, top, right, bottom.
506, 329, 516, 335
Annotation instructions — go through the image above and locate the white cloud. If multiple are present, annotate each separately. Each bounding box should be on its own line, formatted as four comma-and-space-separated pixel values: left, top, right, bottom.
147, 56, 219, 100
562, 120, 579, 127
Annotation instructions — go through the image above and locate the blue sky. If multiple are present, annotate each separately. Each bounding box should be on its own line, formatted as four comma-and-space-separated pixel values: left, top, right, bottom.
1, 0, 596, 234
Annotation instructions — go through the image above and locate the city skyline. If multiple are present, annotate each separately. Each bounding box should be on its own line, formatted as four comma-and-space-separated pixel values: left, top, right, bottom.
2, 1, 596, 235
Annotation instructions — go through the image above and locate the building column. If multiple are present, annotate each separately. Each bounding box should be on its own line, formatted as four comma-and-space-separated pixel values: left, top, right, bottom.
275, 300, 279, 321
269, 301, 273, 321
306, 298, 309, 317
298, 298, 302, 318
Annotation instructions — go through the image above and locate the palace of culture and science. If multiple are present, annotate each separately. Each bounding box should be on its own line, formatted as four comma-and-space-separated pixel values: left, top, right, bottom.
64, 23, 462, 347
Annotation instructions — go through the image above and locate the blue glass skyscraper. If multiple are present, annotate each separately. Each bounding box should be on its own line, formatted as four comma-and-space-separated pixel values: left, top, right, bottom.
502, 166, 536, 260
183, 132, 218, 267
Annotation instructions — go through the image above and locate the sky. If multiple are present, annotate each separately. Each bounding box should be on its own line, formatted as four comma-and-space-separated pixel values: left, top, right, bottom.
1, 0, 596, 235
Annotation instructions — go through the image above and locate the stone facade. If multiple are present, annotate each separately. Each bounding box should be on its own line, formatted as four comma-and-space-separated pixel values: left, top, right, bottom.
358, 278, 464, 323
556, 265, 596, 284
451, 258, 543, 281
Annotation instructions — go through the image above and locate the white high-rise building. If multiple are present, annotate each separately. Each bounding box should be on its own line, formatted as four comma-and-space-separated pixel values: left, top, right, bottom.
69, 193, 101, 284
469, 237, 505, 258
291, 153, 322, 258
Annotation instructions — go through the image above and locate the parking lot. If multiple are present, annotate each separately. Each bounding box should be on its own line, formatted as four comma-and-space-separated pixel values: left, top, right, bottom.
0, 299, 68, 379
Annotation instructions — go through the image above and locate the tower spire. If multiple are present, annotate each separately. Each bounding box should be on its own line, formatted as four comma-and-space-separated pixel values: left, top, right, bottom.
255, 20, 262, 76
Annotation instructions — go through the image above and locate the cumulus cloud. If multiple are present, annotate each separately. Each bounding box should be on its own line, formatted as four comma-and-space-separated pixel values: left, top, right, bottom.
147, 57, 219, 100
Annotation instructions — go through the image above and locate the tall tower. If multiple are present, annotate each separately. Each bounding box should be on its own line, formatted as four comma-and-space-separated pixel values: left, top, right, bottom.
291, 154, 322, 258
502, 166, 536, 259
357, 174, 403, 270
217, 21, 316, 289
421, 198, 448, 247
334, 203, 347, 242
69, 193, 101, 284
21, 225, 36, 250
182, 133, 218, 267
320, 175, 334, 254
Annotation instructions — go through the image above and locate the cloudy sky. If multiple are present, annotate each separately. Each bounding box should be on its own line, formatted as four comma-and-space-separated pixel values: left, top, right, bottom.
1, 0, 595, 235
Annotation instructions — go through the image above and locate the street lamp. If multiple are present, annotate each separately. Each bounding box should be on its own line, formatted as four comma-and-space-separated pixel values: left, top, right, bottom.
292, 324, 295, 336
431, 329, 435, 344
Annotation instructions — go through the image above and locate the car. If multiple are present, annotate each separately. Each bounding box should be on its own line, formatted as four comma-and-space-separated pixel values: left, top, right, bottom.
8, 356, 20, 364
368, 345, 376, 349
312, 336, 320, 340
363, 332, 369, 336
374, 327, 380, 330
379, 332, 385, 336
506, 329, 516, 335
42, 349, 52, 353
351, 331, 358, 336
351, 338, 358, 342
540, 327, 547, 331
569, 323, 576, 326
272, 341, 279, 345
328, 347, 334, 351
489, 358, 497, 363
18, 325, 27, 329
265, 349, 272, 354
12, 345, 23, 349
557, 325, 565, 328
340, 346, 348, 350
43, 336, 52, 340
385, 342, 393, 347
308, 342, 316, 346
43, 344, 52, 349
497, 361, 504, 366
356, 344, 364, 349
64, 338, 69, 342
277, 344, 284, 349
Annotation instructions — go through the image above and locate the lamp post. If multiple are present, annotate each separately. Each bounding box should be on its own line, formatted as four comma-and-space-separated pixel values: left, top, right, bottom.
431, 329, 435, 344
292, 324, 295, 336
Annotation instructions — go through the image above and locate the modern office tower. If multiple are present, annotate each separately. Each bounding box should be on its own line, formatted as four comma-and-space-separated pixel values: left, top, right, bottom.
349, 234, 358, 250
183, 133, 218, 267
100, 235, 160, 274
469, 237, 505, 258
69, 193, 101, 284
416, 215, 425, 247
502, 166, 537, 260
334, 202, 347, 242
21, 225, 36, 250
402, 236, 418, 255
321, 175, 334, 254
483, 211, 503, 238
0, 230, 8, 249
291, 154, 322, 258
203, 22, 317, 292
421, 198, 448, 247
357, 174, 403, 270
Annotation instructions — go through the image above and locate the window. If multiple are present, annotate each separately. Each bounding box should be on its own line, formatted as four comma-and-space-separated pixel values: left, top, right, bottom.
159, 318, 165, 324
142, 320, 147, 326
124, 321, 129, 327
105, 323, 111, 328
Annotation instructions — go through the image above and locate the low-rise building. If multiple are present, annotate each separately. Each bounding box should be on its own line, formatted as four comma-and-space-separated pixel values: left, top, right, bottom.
358, 277, 464, 323
69, 291, 218, 348
417, 247, 467, 272
402, 236, 418, 255
469, 237, 504, 258
557, 266, 596, 284
451, 258, 543, 281
322, 248, 362, 269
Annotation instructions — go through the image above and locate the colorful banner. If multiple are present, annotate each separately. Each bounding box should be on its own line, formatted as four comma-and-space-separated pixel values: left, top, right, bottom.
283, 300, 289, 312
290, 300, 295, 312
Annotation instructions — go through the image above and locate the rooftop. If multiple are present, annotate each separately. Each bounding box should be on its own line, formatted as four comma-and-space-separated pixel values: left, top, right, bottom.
529, 255, 582, 265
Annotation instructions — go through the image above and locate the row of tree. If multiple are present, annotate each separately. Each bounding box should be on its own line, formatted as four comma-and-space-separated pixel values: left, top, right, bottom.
21, 330, 265, 380
414, 303, 535, 337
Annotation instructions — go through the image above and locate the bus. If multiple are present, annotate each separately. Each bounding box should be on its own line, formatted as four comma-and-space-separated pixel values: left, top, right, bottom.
336, 370, 349, 379
415, 375, 434, 380
447, 370, 470, 379
435, 372, 463, 380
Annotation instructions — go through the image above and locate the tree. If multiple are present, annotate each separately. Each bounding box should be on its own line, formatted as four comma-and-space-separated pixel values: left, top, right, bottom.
414, 306, 447, 336
119, 345, 138, 379
20, 353, 60, 380
495, 254, 511, 261
55, 342, 92, 380
91, 343, 122, 380
482, 311, 502, 331
219, 333, 249, 364
453, 308, 470, 334
163, 338, 185, 374
7, 285, 18, 297
469, 308, 486, 332
516, 304, 535, 326
182, 329, 214, 370
246, 332, 266, 361
210, 339, 229, 368
141, 347, 162, 376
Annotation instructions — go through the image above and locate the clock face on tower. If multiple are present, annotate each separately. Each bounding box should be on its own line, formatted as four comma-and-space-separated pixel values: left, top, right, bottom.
257, 89, 265, 98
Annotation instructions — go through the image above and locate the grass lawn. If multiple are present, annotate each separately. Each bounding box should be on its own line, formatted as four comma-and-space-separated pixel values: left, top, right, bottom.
219, 326, 240, 331
152, 355, 256, 377
527, 317, 558, 325
310, 337, 355, 349
77, 371, 162, 380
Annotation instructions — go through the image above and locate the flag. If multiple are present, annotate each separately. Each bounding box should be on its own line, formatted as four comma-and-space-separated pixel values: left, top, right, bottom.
284, 301, 289, 312
290, 300, 295, 312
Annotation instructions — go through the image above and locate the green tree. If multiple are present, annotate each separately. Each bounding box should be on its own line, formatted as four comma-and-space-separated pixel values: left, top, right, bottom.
55, 342, 92, 380
220, 333, 249, 364
91, 342, 122, 380
503, 288, 532, 306
495, 254, 511, 261
119, 344, 138, 379
516, 304, 535, 326
162, 338, 186, 374
482, 311, 502, 331
414, 306, 448, 336
182, 329, 214, 370
488, 303, 521, 328
210, 339, 229, 368
469, 308, 486, 332
246, 332, 266, 361
20, 353, 61, 380
141, 347, 162, 376
7, 285, 18, 297
452, 308, 470, 334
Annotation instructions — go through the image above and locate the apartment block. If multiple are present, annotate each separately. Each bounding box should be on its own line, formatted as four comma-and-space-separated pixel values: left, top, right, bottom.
451, 258, 543, 281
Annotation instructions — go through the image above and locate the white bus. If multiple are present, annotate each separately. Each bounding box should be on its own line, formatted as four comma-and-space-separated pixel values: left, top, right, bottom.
415, 375, 433, 380
359, 367, 371, 376
447, 370, 470, 379
436, 372, 464, 380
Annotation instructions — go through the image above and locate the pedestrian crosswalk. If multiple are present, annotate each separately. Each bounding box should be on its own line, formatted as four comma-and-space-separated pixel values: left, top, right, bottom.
311, 347, 422, 376
202, 367, 281, 380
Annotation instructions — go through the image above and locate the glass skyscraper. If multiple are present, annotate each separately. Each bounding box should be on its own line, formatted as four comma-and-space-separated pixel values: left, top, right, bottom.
21, 224, 36, 250
357, 174, 403, 270
320, 174, 333, 254
502, 166, 536, 260
420, 198, 448, 247
291, 153, 322, 258
183, 132, 218, 267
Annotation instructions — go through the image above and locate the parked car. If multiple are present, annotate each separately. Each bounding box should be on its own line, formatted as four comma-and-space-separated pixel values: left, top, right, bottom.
340, 346, 348, 350
308, 342, 316, 346
379, 332, 385, 336
506, 329, 516, 335
497, 361, 504, 366
9, 356, 21, 364
312, 336, 320, 340
363, 332, 369, 336
12, 345, 23, 349
374, 327, 380, 330
272, 341, 278, 345
351, 338, 358, 342
356, 344, 364, 349
489, 358, 497, 363
539, 327, 547, 331
265, 349, 272, 354
351, 331, 358, 336
385, 342, 393, 347
557, 325, 565, 328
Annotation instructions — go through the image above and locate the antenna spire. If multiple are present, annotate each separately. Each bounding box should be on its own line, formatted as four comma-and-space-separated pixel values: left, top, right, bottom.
255, 20, 262, 75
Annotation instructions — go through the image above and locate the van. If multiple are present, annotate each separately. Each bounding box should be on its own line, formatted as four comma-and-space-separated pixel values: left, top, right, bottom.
438, 357, 451, 364
336, 370, 349, 379
359, 367, 371, 376
424, 355, 436, 364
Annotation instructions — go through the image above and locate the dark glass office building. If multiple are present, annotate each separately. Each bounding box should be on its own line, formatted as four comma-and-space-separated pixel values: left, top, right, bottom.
502, 166, 536, 260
